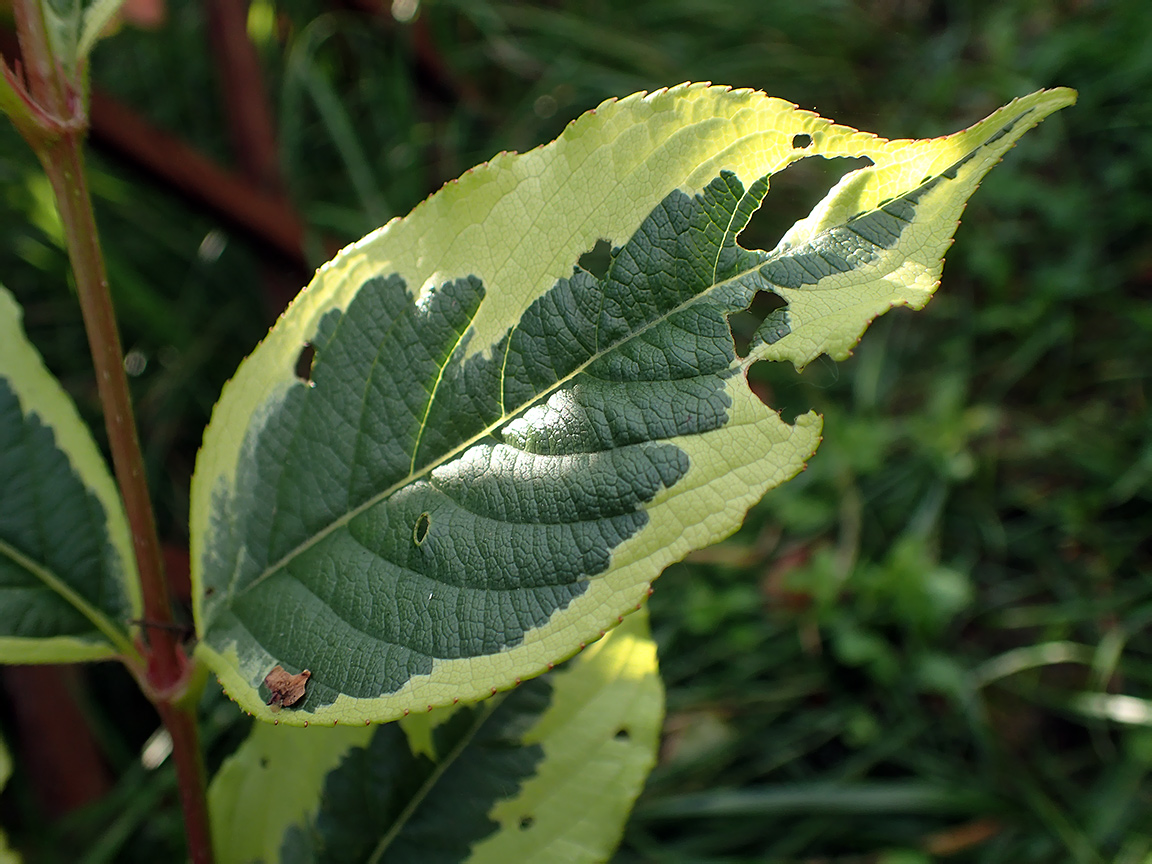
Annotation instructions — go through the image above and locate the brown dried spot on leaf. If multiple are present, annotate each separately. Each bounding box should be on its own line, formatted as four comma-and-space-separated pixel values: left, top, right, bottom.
264, 666, 311, 710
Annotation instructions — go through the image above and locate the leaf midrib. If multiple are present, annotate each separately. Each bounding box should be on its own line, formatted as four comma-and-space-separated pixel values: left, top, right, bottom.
229, 252, 770, 605
366, 696, 503, 864
0, 537, 137, 659
229, 139, 978, 607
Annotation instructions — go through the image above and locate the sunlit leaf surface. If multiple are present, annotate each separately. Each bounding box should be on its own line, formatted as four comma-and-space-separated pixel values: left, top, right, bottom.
191, 84, 1075, 725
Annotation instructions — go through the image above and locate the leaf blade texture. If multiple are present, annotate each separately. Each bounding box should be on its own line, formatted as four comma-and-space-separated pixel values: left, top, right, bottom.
0, 286, 140, 663
191, 84, 1075, 724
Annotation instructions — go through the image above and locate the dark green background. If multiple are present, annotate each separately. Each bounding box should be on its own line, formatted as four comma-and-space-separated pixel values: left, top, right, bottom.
1, 0, 1149, 861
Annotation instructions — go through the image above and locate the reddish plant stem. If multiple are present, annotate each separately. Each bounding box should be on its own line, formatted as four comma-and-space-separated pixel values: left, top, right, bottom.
206, 0, 302, 313
38, 133, 182, 688
158, 703, 214, 864
9, 0, 66, 121
38, 122, 216, 864
9, 2, 215, 861
206, 0, 283, 194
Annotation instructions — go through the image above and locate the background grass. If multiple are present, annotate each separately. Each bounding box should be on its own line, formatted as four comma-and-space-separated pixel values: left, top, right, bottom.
1, 0, 1150, 861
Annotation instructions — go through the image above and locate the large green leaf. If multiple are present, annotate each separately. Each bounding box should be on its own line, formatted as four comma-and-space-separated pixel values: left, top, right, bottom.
191, 84, 1075, 725
0, 286, 140, 663
210, 609, 661, 864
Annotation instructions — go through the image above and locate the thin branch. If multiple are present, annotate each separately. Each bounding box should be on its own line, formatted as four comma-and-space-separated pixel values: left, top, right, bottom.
38, 131, 181, 688
158, 703, 214, 864
7, 2, 215, 860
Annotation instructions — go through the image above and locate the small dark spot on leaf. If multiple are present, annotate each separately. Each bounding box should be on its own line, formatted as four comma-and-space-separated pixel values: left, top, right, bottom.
204, 587, 215, 597
264, 666, 311, 710
615, 727, 631, 741
519, 815, 535, 830
414, 512, 431, 545
792, 133, 813, 149
577, 238, 612, 279
294, 343, 316, 384
260, 757, 269, 769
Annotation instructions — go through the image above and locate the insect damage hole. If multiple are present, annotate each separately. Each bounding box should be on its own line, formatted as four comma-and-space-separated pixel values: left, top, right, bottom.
576, 238, 613, 279
727, 290, 787, 358
737, 155, 874, 253
745, 359, 820, 419
294, 343, 316, 385
614, 727, 631, 741
413, 512, 431, 545
792, 133, 813, 149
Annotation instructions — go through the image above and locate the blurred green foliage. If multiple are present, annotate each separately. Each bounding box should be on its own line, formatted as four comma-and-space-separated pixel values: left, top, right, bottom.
1, 0, 1149, 861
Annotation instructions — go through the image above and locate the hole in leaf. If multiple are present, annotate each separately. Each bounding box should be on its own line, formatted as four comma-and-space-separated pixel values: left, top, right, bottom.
519, 815, 535, 830
413, 512, 431, 545
737, 156, 874, 254
577, 238, 612, 279
792, 133, 813, 149
614, 727, 631, 741
294, 343, 316, 385
746, 360, 814, 421
728, 290, 788, 358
